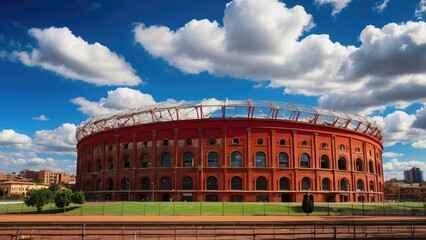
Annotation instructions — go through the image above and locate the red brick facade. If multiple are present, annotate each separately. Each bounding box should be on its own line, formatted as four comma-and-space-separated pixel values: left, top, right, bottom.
76, 118, 384, 203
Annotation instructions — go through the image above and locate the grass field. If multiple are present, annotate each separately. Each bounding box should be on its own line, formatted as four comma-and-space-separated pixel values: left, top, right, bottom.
1, 201, 425, 216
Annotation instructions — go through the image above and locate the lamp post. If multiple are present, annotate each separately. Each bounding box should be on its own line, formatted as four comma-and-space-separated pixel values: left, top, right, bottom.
98, 183, 102, 201
126, 178, 130, 201
151, 182, 155, 202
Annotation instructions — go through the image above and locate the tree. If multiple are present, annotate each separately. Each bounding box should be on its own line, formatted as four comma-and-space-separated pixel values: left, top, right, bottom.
24, 188, 52, 213
49, 182, 59, 193
71, 191, 85, 205
54, 189, 72, 210
302, 194, 314, 215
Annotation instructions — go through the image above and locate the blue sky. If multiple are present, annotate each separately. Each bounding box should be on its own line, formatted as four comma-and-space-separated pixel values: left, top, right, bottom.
1, 0, 426, 180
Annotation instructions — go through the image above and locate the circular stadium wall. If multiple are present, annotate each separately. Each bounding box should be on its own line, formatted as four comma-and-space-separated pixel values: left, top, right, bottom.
75, 100, 384, 203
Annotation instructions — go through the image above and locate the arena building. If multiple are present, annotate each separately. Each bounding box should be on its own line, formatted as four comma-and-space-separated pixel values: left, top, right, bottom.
75, 99, 384, 203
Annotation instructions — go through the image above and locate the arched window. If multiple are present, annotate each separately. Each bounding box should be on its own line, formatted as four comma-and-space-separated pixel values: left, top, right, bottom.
340, 178, 349, 191
160, 177, 171, 190
355, 147, 360, 152
87, 163, 90, 172
209, 137, 216, 145
231, 176, 243, 190
231, 151, 242, 167
338, 157, 347, 170
255, 151, 266, 167
300, 153, 310, 168
182, 177, 193, 190
320, 154, 329, 169
257, 138, 264, 145
355, 158, 363, 171
256, 177, 267, 190
141, 177, 150, 190
301, 140, 308, 146
339, 144, 345, 151
357, 179, 364, 191
207, 152, 218, 167
278, 152, 289, 168
161, 152, 171, 167
369, 160, 374, 173
369, 181, 374, 191
279, 139, 286, 145
107, 157, 113, 170
301, 177, 311, 190
322, 178, 330, 191
232, 138, 239, 145
107, 178, 113, 190
141, 154, 150, 168
185, 138, 192, 145
123, 155, 130, 168
96, 179, 102, 191
162, 139, 169, 146
279, 177, 290, 190
122, 178, 130, 190
183, 152, 193, 167
206, 176, 218, 190
96, 159, 102, 171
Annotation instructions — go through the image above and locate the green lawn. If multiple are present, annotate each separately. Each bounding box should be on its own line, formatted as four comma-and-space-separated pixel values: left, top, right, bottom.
0, 201, 424, 216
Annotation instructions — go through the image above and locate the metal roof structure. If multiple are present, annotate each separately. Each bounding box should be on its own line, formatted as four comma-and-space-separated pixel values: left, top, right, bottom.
76, 99, 383, 143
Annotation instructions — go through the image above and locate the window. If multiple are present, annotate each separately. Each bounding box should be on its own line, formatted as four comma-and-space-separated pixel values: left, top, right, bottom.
279, 139, 286, 145
369, 181, 374, 191
209, 137, 216, 145
161, 152, 171, 167
182, 177, 193, 190
340, 178, 349, 191
256, 177, 267, 190
141, 154, 150, 168
108, 145, 113, 151
123, 155, 130, 168
183, 152, 193, 167
257, 138, 264, 145
96, 159, 102, 171
232, 138, 239, 145
231, 195, 243, 202
122, 178, 130, 190
206, 176, 218, 190
141, 177, 150, 190
301, 140, 308, 147
185, 138, 192, 146
321, 142, 328, 148
206, 194, 218, 202
355, 158, 363, 171
107, 178, 113, 190
301, 177, 311, 190
143, 141, 148, 147
231, 151, 242, 167
160, 177, 171, 190
320, 154, 329, 169
339, 144, 345, 151
338, 157, 347, 170
124, 142, 129, 149
357, 179, 364, 191
96, 179, 102, 191
207, 152, 218, 167
255, 151, 266, 167
278, 152, 289, 167
355, 147, 360, 153
231, 176, 243, 190
108, 157, 114, 170
279, 177, 290, 190
162, 139, 169, 146
369, 160, 374, 173
322, 178, 330, 191
300, 153, 310, 168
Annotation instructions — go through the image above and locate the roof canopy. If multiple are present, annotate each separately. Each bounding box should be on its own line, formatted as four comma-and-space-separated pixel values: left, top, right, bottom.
76, 99, 383, 143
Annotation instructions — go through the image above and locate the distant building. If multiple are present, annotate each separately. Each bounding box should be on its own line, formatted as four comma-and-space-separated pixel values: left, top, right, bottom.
37, 170, 74, 185
0, 181, 49, 197
404, 167, 424, 184
19, 169, 38, 180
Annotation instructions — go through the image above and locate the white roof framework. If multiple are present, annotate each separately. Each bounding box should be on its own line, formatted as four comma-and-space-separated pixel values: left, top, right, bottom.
76, 99, 383, 143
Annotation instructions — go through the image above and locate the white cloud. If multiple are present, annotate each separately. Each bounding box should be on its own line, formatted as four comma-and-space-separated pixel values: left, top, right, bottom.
382, 152, 403, 158
33, 123, 77, 155
371, 111, 426, 147
373, 0, 390, 13
315, 0, 351, 15
383, 158, 426, 180
134, 0, 426, 115
72, 87, 156, 116
12, 27, 142, 86
411, 139, 426, 148
32, 115, 49, 121
0, 129, 31, 148
415, 0, 426, 19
